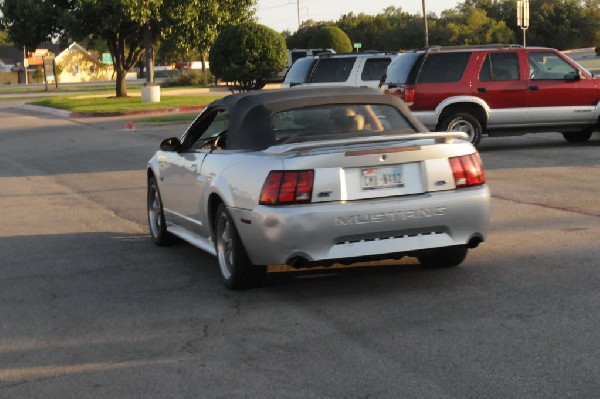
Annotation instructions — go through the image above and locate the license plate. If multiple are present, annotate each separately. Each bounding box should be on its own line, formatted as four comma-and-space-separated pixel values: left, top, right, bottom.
361, 166, 404, 190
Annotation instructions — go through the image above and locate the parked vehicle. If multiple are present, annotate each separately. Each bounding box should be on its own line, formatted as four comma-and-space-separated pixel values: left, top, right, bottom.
147, 87, 490, 289
276, 48, 335, 80
380, 45, 600, 146
281, 52, 396, 89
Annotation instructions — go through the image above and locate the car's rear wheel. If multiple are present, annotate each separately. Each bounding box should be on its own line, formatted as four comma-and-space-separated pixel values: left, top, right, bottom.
439, 113, 483, 147
561, 128, 593, 143
215, 203, 267, 290
417, 246, 468, 268
147, 176, 174, 246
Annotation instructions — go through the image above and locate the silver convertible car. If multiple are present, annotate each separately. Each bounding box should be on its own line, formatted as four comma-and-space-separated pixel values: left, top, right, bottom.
147, 87, 490, 289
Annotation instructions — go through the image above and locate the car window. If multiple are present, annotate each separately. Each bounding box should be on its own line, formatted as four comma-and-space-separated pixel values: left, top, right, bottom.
384, 52, 423, 84
479, 52, 520, 81
188, 110, 229, 150
528, 51, 578, 80
282, 57, 315, 85
417, 52, 471, 83
360, 58, 392, 81
290, 50, 307, 64
272, 104, 415, 143
310, 57, 356, 83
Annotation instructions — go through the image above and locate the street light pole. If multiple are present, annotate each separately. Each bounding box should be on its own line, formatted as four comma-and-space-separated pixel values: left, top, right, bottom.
422, 0, 429, 47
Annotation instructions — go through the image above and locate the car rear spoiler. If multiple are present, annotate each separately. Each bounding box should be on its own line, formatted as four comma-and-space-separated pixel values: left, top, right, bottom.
264, 131, 469, 155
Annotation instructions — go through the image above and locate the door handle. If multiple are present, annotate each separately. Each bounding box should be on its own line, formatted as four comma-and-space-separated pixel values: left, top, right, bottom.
528, 86, 539, 91
476, 87, 487, 93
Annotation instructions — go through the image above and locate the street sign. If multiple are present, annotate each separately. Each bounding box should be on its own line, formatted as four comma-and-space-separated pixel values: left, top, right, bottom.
102, 53, 113, 64
517, 0, 530, 46
353, 43, 362, 49
517, 0, 530, 29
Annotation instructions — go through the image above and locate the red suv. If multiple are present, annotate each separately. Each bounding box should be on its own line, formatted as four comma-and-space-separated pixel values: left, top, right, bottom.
380, 45, 600, 146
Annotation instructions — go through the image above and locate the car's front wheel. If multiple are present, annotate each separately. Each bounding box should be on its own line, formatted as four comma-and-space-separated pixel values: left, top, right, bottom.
147, 176, 174, 246
439, 113, 483, 147
215, 204, 267, 290
417, 246, 468, 268
562, 128, 593, 143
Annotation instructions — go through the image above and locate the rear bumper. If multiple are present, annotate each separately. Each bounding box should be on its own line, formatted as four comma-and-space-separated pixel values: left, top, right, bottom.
230, 185, 490, 266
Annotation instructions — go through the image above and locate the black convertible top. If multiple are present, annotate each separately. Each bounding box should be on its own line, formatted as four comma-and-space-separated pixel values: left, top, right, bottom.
193, 86, 427, 150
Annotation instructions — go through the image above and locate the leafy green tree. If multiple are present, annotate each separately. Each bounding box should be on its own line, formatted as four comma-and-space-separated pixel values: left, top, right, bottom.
308, 26, 352, 52
431, 6, 515, 45
0, 29, 12, 45
1, 0, 256, 96
159, 0, 254, 70
209, 23, 286, 92
286, 25, 352, 52
0, 0, 68, 50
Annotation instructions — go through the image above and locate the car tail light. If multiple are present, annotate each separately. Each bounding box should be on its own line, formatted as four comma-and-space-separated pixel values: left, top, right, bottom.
259, 170, 314, 205
449, 154, 486, 187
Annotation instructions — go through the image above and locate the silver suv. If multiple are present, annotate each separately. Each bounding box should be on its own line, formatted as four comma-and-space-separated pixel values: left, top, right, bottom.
281, 52, 396, 89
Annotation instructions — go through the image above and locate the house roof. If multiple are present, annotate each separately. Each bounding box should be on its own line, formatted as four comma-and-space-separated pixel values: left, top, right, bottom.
56, 42, 101, 64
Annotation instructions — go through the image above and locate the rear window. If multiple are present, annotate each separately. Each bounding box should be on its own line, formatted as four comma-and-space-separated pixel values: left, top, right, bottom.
310, 57, 356, 83
272, 104, 416, 143
283, 57, 315, 85
417, 52, 471, 83
360, 58, 392, 81
384, 52, 423, 84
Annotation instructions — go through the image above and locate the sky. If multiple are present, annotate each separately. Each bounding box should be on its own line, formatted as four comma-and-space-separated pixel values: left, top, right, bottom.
255, 0, 462, 32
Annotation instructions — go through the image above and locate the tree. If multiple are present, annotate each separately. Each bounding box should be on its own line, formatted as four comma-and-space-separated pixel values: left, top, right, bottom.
65, 0, 163, 97
0, 29, 11, 45
160, 0, 254, 71
1, 0, 256, 96
0, 0, 68, 50
286, 25, 352, 53
209, 23, 286, 92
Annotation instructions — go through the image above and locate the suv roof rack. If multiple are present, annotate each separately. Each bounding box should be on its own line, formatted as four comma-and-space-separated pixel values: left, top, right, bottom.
317, 51, 397, 58
423, 44, 523, 52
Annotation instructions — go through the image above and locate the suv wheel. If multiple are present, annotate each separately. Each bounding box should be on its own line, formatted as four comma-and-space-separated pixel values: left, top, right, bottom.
561, 128, 593, 143
439, 113, 483, 147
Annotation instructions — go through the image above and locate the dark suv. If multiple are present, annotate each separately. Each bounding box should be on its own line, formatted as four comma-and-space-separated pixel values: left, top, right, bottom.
380, 45, 600, 146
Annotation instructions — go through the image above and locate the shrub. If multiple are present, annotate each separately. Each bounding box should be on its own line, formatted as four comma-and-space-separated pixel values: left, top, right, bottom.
162, 69, 215, 87
286, 25, 353, 53
209, 23, 287, 92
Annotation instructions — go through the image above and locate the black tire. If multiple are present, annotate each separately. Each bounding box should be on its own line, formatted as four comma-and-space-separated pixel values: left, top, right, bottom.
417, 246, 468, 268
215, 204, 267, 290
147, 176, 174, 246
439, 112, 483, 147
561, 128, 593, 143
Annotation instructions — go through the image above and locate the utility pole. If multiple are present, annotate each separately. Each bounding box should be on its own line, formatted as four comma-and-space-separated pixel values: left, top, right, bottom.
422, 0, 429, 47
297, 0, 301, 30
23, 46, 29, 85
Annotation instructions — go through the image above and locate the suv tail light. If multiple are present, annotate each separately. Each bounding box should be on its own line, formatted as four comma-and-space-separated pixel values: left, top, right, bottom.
381, 84, 414, 106
259, 170, 314, 205
449, 154, 486, 187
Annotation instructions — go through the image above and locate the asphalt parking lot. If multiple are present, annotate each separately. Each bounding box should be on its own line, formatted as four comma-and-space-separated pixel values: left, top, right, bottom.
0, 94, 599, 397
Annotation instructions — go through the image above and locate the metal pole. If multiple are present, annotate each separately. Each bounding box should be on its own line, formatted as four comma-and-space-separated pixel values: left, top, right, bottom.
23, 46, 29, 85
297, 0, 301, 30
422, 0, 429, 47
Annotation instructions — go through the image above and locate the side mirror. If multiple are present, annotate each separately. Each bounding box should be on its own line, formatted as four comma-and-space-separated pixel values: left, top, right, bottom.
564, 71, 581, 81
160, 137, 181, 152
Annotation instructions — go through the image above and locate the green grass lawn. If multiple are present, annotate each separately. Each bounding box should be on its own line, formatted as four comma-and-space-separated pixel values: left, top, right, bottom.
29, 94, 222, 114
